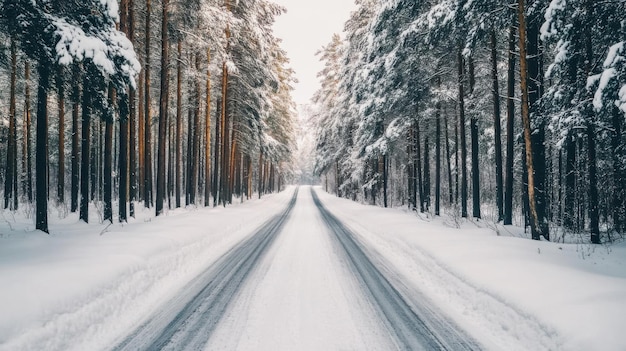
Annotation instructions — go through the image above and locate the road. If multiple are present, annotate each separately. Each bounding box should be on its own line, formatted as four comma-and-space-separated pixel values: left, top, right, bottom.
114, 186, 478, 350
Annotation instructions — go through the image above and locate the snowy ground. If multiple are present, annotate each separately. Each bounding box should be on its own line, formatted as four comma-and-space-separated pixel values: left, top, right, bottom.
1, 185, 626, 350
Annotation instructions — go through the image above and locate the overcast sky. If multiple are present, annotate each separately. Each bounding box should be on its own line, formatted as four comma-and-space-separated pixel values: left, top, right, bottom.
272, 0, 356, 107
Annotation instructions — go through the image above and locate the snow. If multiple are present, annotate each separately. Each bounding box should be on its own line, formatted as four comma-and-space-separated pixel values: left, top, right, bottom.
206, 189, 394, 350
2, 186, 626, 350
0, 190, 294, 351
315, 188, 626, 351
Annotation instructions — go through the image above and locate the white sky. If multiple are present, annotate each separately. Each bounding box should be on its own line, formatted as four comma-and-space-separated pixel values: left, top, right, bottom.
272, 0, 356, 106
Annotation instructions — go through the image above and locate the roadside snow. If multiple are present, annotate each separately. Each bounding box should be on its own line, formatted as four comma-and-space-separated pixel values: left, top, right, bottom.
315, 187, 626, 351
0, 189, 294, 351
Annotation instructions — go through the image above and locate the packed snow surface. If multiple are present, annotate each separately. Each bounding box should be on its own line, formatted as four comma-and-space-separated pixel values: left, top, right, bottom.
1, 185, 626, 350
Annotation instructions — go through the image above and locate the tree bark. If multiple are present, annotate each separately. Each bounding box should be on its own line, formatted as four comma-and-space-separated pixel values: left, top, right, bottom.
80, 75, 91, 223
444, 106, 453, 205
156, 0, 169, 216
458, 48, 468, 218
424, 124, 431, 212
144, 0, 153, 208
518, 0, 542, 240
527, 0, 549, 239
5, 39, 17, 210
469, 56, 481, 219
175, 40, 183, 208
103, 105, 113, 223
204, 49, 212, 207
435, 98, 441, 216
35, 62, 50, 233
24, 61, 33, 202
504, 22, 516, 225
57, 70, 65, 204
491, 30, 504, 222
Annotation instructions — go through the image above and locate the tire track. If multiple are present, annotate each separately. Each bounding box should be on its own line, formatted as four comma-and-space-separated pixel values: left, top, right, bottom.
113, 187, 299, 351
311, 187, 479, 351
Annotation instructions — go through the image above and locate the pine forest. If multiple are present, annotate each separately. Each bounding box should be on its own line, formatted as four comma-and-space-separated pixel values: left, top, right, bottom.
0, 0, 296, 233
312, 0, 626, 244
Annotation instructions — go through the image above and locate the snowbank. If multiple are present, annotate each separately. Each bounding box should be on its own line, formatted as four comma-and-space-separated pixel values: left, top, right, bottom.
0, 189, 294, 351
316, 188, 626, 351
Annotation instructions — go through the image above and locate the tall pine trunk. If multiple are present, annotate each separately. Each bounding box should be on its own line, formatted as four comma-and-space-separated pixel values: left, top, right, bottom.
204, 49, 212, 207
491, 30, 504, 222
504, 22, 516, 225
518, 0, 542, 240
5, 39, 17, 210
469, 57, 481, 219
435, 99, 441, 216
444, 107, 453, 205
175, 40, 183, 208
103, 110, 113, 223
527, 0, 549, 239
23, 61, 33, 203
128, 0, 137, 218
57, 70, 65, 204
35, 62, 50, 233
80, 76, 91, 223
71, 69, 80, 213
458, 48, 468, 218
144, 0, 153, 208
156, 0, 169, 216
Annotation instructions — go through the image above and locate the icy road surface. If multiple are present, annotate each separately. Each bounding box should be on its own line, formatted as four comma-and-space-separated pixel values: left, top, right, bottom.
116, 186, 477, 350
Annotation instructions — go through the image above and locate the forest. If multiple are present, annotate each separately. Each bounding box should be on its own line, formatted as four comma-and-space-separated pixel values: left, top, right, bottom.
0, 0, 296, 233
312, 0, 626, 243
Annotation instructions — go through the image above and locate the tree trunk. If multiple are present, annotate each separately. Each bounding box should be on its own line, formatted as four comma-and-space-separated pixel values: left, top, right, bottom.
5, 39, 17, 210
35, 62, 50, 233
156, 0, 169, 216
204, 48, 212, 206
185, 60, 194, 206
119, 96, 129, 222
383, 154, 388, 208
212, 82, 221, 206
504, 22, 516, 225
220, 0, 231, 206
407, 129, 415, 210
128, 0, 137, 217
220, 62, 230, 206
258, 151, 264, 199
469, 57, 481, 219
424, 125, 431, 212
137, 69, 145, 203
458, 48, 468, 218
588, 123, 600, 243
415, 120, 424, 212
444, 106, 453, 205
527, 0, 549, 240
24, 61, 33, 202
71, 69, 80, 213
80, 76, 91, 223
104, 111, 113, 223
175, 40, 183, 208
490, 30, 504, 222
57, 70, 65, 204
518, 0, 542, 240
144, 0, 153, 208
435, 99, 441, 216
612, 107, 626, 232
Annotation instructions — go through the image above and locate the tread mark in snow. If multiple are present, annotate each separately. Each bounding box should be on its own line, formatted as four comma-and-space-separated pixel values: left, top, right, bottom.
113, 188, 299, 351
311, 187, 480, 351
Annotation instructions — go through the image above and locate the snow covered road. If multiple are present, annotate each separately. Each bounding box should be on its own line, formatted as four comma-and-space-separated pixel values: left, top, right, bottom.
206, 186, 395, 350
124, 186, 477, 350
311, 188, 478, 351
4, 184, 622, 350
114, 189, 299, 350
